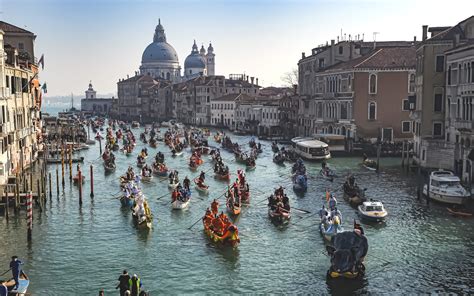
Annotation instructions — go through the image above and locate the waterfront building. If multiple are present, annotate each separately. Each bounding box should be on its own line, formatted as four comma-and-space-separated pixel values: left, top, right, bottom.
445, 42, 474, 183
235, 94, 281, 136
172, 74, 259, 126
411, 16, 474, 172
80, 81, 116, 116
0, 22, 42, 186
297, 38, 416, 139
116, 74, 172, 123
311, 46, 416, 142
279, 88, 300, 140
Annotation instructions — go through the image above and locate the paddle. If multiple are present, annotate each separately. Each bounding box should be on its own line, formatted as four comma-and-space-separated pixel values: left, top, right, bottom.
292, 207, 311, 214
188, 215, 203, 230
156, 191, 170, 201
0, 268, 11, 276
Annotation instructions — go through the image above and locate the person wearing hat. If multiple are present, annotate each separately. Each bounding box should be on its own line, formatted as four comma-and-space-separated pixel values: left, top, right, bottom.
9, 256, 23, 290
128, 274, 142, 296
116, 270, 131, 296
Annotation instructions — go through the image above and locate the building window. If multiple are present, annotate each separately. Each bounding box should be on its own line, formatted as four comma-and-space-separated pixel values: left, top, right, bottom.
207, 96, 210, 103
422, 149, 426, 161
318, 58, 325, 69
18, 42, 24, 50
447, 66, 452, 85
434, 93, 443, 112
338, 46, 343, 55
402, 121, 411, 133
402, 99, 410, 111
368, 101, 376, 120
433, 122, 443, 137
408, 73, 415, 92
369, 74, 377, 94
435, 55, 445, 72
340, 103, 348, 119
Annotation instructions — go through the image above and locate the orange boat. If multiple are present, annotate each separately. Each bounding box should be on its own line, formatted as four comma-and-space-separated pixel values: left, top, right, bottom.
203, 216, 240, 247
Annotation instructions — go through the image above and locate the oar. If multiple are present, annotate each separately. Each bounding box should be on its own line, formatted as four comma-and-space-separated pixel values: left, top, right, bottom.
292, 207, 311, 214
0, 268, 11, 276
188, 216, 202, 230
156, 191, 170, 201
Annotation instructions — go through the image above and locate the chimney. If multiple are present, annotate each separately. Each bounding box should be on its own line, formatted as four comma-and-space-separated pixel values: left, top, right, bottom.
422, 25, 428, 41
293, 84, 297, 95
302, 52, 306, 59
337, 36, 339, 43
330, 39, 335, 65
413, 36, 417, 43
454, 33, 460, 47
256, 78, 259, 86
250, 77, 255, 85
127, 74, 129, 79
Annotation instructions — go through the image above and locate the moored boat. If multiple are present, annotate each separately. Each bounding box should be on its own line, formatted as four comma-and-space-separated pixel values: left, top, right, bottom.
423, 170, 470, 205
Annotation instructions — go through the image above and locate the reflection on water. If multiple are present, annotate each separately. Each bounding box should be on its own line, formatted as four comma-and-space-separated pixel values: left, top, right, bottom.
0, 127, 473, 294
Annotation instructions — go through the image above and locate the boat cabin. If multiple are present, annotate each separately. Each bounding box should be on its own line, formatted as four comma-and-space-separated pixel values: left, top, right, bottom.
290, 137, 330, 160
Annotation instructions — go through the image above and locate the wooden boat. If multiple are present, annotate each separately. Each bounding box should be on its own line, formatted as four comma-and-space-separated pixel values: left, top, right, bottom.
246, 164, 256, 171
132, 203, 152, 229
103, 162, 116, 172
137, 158, 146, 168
131, 121, 140, 128
47, 156, 84, 164
3, 270, 29, 295
168, 180, 180, 189
293, 174, 308, 192
447, 207, 472, 217
215, 171, 230, 180
153, 164, 168, 177
271, 143, 279, 153
194, 178, 209, 194
362, 159, 377, 171
319, 207, 343, 242
172, 198, 190, 210
268, 206, 291, 224
226, 193, 241, 215
343, 182, 366, 206
120, 195, 134, 208
214, 134, 222, 143
273, 153, 285, 165
203, 221, 240, 247
235, 152, 248, 164
320, 168, 336, 181
172, 150, 183, 157
141, 174, 153, 182
149, 141, 157, 148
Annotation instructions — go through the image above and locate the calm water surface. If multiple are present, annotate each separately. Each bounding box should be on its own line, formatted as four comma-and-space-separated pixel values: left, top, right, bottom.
1, 128, 473, 295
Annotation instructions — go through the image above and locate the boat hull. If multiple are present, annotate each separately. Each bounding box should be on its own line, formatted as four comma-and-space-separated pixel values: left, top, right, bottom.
172, 199, 190, 210
423, 186, 469, 205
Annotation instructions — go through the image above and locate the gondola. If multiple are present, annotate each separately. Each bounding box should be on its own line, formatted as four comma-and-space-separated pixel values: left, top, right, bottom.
3, 270, 29, 295
273, 153, 285, 165
103, 161, 116, 173
268, 206, 291, 224
152, 164, 168, 177
194, 178, 209, 194
132, 201, 152, 229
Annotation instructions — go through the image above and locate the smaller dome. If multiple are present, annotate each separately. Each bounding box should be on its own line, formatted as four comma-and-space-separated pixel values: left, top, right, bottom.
200, 44, 206, 55
207, 42, 214, 54
185, 53, 206, 69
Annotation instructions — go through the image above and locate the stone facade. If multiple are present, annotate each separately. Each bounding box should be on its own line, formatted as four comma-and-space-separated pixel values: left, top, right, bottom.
80, 82, 116, 116
0, 22, 42, 186
412, 16, 474, 171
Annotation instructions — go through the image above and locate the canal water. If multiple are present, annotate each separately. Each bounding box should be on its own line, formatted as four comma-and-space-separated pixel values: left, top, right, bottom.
1, 128, 473, 295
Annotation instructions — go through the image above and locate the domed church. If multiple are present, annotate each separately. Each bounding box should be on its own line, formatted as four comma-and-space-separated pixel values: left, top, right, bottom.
139, 19, 215, 82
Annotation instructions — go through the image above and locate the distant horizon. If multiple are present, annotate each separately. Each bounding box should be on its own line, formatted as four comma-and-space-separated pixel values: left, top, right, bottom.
3, 0, 474, 96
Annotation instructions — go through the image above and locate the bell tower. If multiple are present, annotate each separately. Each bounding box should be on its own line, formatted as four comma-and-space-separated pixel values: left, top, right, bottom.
85, 81, 96, 99
206, 42, 215, 76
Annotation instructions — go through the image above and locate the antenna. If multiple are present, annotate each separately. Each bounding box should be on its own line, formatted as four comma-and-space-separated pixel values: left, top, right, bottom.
373, 32, 380, 48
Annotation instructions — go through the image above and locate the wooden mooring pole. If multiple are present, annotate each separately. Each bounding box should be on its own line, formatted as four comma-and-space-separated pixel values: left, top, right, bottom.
4, 188, 9, 220
49, 172, 52, 200
78, 169, 83, 206
69, 147, 73, 181
90, 165, 94, 198
376, 143, 381, 173
61, 146, 65, 187
56, 168, 59, 196
27, 191, 33, 241
37, 179, 42, 212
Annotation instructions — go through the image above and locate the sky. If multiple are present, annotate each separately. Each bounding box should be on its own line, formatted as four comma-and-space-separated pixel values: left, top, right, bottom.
1, 0, 473, 97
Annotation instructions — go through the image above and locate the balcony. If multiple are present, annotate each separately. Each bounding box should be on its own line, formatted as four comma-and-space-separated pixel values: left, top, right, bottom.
322, 117, 337, 123
453, 119, 473, 131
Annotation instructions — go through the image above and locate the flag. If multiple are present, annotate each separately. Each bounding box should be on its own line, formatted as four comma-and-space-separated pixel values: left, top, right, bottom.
38, 54, 44, 70
41, 82, 47, 94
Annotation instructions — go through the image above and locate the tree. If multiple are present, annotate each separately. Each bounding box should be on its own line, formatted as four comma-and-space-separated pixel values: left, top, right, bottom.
281, 68, 298, 87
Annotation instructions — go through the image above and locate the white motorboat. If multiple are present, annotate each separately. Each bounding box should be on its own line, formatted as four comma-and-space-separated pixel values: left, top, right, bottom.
423, 170, 470, 205
358, 201, 387, 222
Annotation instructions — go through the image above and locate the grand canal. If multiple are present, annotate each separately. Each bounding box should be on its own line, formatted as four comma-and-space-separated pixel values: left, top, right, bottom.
1, 128, 473, 295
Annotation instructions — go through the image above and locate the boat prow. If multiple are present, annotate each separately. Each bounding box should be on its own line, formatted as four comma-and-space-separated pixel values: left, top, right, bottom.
5, 270, 29, 295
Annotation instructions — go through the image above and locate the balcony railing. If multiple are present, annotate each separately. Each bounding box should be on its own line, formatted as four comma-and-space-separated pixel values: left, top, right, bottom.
453, 119, 473, 130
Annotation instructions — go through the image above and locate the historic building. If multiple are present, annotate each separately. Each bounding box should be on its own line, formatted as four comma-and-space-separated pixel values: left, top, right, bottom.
0, 21, 42, 186
210, 93, 241, 129
445, 40, 474, 183
411, 16, 474, 172
80, 81, 116, 116
116, 74, 172, 123
139, 19, 215, 83
172, 74, 259, 126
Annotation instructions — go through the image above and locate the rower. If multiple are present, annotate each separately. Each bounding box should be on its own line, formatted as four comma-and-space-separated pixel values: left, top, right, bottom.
9, 256, 23, 290
116, 270, 131, 296
211, 199, 219, 216
199, 171, 206, 182
128, 274, 142, 296
183, 176, 190, 190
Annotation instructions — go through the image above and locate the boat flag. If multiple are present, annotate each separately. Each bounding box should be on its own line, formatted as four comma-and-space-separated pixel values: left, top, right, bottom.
38, 54, 45, 70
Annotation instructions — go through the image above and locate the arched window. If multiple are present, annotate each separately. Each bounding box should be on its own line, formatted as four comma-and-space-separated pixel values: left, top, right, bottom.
166, 72, 171, 80
409, 73, 415, 92
341, 126, 346, 136
369, 73, 377, 94
328, 126, 333, 133
368, 102, 377, 120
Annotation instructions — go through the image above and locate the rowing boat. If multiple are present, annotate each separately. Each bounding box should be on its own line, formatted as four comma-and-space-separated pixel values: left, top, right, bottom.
203, 221, 240, 247
103, 162, 116, 173
268, 206, 291, 225
3, 270, 29, 296
194, 178, 209, 194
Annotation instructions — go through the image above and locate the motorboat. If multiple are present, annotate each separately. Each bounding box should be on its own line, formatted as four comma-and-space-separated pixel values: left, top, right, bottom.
358, 201, 387, 222
423, 170, 470, 205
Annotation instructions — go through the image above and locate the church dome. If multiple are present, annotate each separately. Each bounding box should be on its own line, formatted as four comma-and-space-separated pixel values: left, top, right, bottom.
184, 40, 206, 68
142, 42, 179, 63
141, 19, 179, 64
